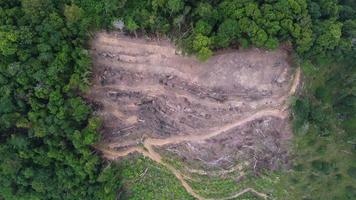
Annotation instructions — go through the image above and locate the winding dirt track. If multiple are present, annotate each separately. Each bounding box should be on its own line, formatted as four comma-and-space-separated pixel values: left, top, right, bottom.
95, 67, 300, 200
96, 110, 281, 200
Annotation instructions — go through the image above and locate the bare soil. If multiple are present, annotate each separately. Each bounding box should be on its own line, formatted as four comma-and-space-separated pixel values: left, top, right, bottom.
88, 32, 301, 200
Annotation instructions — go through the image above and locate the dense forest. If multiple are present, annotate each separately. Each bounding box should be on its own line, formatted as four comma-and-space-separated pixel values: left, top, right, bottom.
0, 0, 355, 200
0, 1, 121, 199
116, 0, 355, 60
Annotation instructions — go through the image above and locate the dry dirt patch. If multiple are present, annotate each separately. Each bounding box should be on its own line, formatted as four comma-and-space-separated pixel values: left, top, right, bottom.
88, 32, 300, 199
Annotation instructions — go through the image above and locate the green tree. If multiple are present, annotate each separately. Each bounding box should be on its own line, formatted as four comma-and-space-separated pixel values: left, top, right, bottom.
64, 4, 84, 24
197, 47, 212, 61
215, 19, 240, 48
252, 29, 268, 47
265, 37, 279, 49
343, 20, 356, 37
167, 0, 184, 13
192, 33, 211, 51
125, 17, 139, 34
314, 20, 342, 53
194, 20, 212, 35
0, 30, 17, 56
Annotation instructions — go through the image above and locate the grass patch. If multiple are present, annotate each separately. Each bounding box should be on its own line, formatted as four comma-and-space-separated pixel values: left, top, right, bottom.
116, 155, 194, 200
284, 59, 356, 200
160, 151, 288, 199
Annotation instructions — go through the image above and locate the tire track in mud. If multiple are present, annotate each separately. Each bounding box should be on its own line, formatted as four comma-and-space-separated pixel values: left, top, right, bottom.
145, 109, 287, 147
96, 67, 300, 199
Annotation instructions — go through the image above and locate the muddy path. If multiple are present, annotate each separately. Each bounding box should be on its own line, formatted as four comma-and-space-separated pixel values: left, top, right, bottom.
98, 142, 269, 200
89, 32, 301, 199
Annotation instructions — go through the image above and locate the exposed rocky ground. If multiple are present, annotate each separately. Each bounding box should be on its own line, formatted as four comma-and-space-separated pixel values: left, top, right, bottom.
88, 32, 300, 199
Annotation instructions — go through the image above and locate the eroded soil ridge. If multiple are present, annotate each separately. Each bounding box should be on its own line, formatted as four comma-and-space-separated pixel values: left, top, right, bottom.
89, 32, 300, 200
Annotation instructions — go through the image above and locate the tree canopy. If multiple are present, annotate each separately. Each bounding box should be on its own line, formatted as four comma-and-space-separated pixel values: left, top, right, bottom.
0, 0, 121, 199
115, 0, 354, 60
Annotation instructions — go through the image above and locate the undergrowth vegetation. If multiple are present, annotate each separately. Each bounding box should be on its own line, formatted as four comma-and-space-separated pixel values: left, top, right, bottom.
116, 155, 194, 200
286, 56, 356, 199
160, 151, 290, 199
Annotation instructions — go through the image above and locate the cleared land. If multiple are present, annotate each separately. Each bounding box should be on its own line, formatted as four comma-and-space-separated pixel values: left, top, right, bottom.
88, 32, 301, 199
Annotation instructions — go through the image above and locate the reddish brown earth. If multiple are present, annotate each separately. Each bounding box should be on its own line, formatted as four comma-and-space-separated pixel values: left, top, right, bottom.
88, 32, 301, 200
